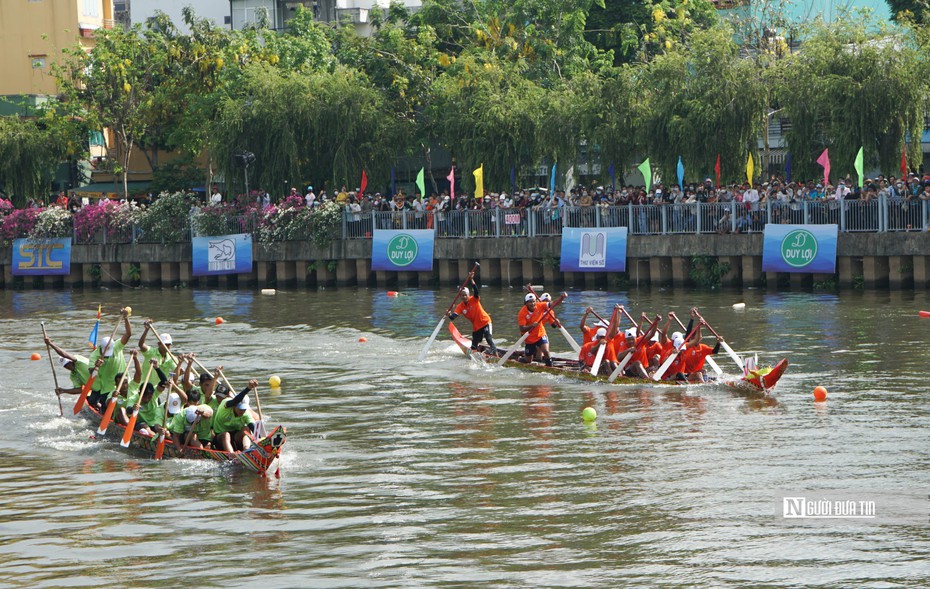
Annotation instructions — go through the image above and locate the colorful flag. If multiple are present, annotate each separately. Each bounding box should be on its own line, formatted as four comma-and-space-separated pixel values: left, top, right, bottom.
901, 144, 907, 177
714, 154, 721, 188
854, 146, 864, 189
360, 170, 368, 195
549, 163, 556, 195
564, 165, 575, 194
415, 167, 425, 199
88, 305, 101, 349
785, 152, 792, 183
637, 158, 652, 193
608, 163, 615, 191
816, 148, 830, 187
746, 152, 754, 186
473, 164, 484, 199
676, 156, 684, 190
447, 167, 455, 199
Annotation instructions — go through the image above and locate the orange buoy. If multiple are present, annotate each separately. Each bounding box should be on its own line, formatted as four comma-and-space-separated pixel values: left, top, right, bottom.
919, 311, 930, 318
30, 352, 41, 361
813, 386, 828, 402
387, 291, 398, 297
215, 317, 224, 325
358, 337, 367, 343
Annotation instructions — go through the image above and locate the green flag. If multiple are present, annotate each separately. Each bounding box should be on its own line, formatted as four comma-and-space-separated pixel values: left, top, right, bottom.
637, 158, 652, 193
415, 167, 426, 199
854, 146, 864, 188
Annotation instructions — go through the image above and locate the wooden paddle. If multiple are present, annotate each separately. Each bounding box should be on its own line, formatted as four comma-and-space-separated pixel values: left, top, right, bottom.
97, 351, 136, 436
40, 323, 63, 416
608, 315, 660, 382
120, 361, 155, 448
184, 415, 202, 448
671, 313, 722, 376
526, 289, 580, 353
74, 308, 128, 415
418, 262, 479, 361
694, 312, 743, 370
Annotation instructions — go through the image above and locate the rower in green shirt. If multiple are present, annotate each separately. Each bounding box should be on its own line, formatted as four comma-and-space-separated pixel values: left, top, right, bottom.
43, 336, 91, 396
138, 320, 177, 375
87, 308, 132, 410
212, 379, 258, 453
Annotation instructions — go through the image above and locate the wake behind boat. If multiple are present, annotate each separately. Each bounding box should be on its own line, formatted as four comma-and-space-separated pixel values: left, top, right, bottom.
448, 322, 788, 394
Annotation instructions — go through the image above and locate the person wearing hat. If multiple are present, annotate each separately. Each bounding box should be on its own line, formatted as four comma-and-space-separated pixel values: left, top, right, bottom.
578, 327, 617, 374
212, 379, 259, 453
680, 308, 722, 382
578, 307, 610, 346
518, 288, 568, 366
138, 320, 177, 374
132, 359, 176, 435
43, 336, 91, 396
165, 395, 214, 452
86, 307, 132, 410
448, 269, 497, 356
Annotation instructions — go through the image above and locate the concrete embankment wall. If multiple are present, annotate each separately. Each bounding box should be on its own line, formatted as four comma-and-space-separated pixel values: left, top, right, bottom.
2, 233, 929, 290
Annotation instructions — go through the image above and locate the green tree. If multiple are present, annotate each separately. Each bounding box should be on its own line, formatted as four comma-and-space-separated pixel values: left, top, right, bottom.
0, 113, 77, 205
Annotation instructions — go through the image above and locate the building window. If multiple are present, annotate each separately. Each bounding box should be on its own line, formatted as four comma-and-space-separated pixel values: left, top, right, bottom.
30, 56, 47, 69
82, 0, 100, 17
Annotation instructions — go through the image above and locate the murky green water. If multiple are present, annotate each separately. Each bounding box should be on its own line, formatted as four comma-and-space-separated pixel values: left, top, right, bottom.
1, 286, 928, 588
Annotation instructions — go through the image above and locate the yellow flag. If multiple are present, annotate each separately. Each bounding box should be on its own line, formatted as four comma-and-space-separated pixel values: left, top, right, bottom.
473, 164, 484, 199
746, 152, 754, 186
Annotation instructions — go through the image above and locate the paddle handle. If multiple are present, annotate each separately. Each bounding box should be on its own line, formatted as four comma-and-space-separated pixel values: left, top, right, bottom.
41, 323, 63, 416
445, 262, 480, 316
120, 362, 156, 448
695, 312, 743, 370
672, 314, 722, 376
184, 416, 202, 448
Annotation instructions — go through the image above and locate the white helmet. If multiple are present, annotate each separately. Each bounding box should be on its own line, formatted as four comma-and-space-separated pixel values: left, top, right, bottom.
540, 292, 552, 301
595, 328, 607, 339
461, 287, 470, 298
625, 328, 637, 338
524, 293, 535, 303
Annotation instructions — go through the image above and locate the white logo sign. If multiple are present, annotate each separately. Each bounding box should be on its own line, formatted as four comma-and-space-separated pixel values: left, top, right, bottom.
579, 231, 607, 268
783, 496, 876, 519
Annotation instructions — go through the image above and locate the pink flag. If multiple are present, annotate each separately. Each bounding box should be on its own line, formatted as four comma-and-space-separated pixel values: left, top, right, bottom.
447, 167, 455, 199
816, 148, 830, 187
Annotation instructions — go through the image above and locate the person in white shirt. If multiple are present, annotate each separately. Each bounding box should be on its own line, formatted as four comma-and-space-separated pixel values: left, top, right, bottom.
305, 186, 316, 207
210, 188, 222, 205
743, 183, 760, 211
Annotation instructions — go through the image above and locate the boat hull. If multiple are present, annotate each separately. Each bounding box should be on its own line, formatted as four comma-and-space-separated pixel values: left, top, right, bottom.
448, 323, 787, 393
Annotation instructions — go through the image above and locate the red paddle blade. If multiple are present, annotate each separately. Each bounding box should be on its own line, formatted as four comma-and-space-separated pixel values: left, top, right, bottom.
73, 375, 96, 415
97, 397, 117, 435
121, 411, 138, 447
154, 433, 166, 460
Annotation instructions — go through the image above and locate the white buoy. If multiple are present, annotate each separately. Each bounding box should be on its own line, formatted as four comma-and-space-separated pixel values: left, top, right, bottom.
261, 289, 276, 295
732, 302, 746, 310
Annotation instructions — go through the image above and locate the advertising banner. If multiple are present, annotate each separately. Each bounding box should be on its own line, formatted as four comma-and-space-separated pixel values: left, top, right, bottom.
559, 227, 628, 273
12, 238, 71, 276
192, 233, 253, 276
762, 224, 838, 274
371, 229, 435, 272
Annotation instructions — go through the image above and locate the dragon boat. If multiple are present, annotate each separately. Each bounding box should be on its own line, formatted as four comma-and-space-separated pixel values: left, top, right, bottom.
449, 323, 788, 394
79, 404, 286, 476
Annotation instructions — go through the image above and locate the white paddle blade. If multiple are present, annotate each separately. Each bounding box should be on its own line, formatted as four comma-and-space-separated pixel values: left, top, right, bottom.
608, 350, 632, 382
498, 332, 529, 365
559, 326, 581, 353
653, 352, 678, 381
417, 317, 446, 361
589, 341, 606, 376
705, 355, 723, 376
721, 341, 743, 371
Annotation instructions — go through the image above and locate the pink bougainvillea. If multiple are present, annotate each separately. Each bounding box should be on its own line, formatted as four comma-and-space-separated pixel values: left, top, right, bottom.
0, 207, 40, 240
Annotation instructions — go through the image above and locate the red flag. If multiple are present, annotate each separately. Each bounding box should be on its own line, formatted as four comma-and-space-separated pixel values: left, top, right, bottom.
901, 145, 907, 177
360, 170, 368, 195
714, 154, 721, 188
816, 148, 830, 187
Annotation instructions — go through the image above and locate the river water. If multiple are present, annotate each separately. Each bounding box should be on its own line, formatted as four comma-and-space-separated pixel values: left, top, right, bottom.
0, 286, 928, 588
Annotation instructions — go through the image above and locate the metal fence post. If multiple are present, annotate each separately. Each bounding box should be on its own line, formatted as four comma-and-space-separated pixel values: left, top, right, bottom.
839, 200, 846, 232
342, 210, 348, 239
879, 195, 886, 232
696, 202, 702, 234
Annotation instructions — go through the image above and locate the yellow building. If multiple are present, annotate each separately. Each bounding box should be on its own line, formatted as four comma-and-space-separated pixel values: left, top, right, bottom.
0, 0, 114, 114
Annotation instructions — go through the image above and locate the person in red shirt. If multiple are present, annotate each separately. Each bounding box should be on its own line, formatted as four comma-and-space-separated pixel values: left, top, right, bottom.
578, 328, 617, 375
614, 315, 660, 379
518, 289, 567, 366
448, 275, 496, 355
579, 306, 609, 346
681, 319, 721, 382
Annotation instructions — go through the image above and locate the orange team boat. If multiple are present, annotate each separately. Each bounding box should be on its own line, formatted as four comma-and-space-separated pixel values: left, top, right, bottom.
80, 403, 286, 476
448, 323, 788, 394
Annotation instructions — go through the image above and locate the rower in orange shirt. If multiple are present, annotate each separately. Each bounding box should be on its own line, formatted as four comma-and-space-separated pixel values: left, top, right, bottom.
614, 315, 660, 379
578, 328, 617, 375
579, 306, 609, 346
518, 288, 567, 366
681, 312, 721, 382
448, 273, 497, 355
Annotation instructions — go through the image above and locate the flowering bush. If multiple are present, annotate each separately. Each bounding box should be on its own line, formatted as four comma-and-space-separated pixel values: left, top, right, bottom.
309, 200, 342, 247
138, 191, 195, 243
256, 195, 312, 243
0, 198, 13, 217
32, 206, 73, 238
0, 207, 40, 240
73, 200, 126, 243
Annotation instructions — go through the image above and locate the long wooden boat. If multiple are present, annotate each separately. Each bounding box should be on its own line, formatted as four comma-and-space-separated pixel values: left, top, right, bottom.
80, 404, 286, 476
449, 323, 788, 394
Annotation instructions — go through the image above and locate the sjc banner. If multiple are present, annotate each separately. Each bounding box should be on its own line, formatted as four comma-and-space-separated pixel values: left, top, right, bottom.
371, 229, 434, 272
12, 238, 71, 276
762, 224, 838, 274
560, 227, 628, 273
192, 233, 253, 276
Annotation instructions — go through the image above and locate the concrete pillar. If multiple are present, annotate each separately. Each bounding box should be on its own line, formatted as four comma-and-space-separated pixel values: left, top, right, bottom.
741, 256, 762, 288
720, 256, 742, 288
499, 259, 521, 288
355, 259, 371, 287
863, 255, 889, 289
295, 261, 308, 287
889, 255, 914, 290
82, 263, 97, 286
238, 262, 257, 288
161, 262, 180, 288
219, 274, 238, 289
276, 261, 296, 287
316, 263, 335, 288
765, 272, 785, 290
542, 263, 559, 287
670, 257, 690, 288
0, 264, 7, 287
104, 263, 122, 287
837, 257, 857, 289
140, 262, 161, 287
179, 262, 192, 286
397, 271, 418, 288
630, 259, 651, 289
913, 255, 930, 290
789, 273, 811, 290
257, 262, 273, 288
522, 259, 543, 285
418, 271, 434, 288
478, 258, 501, 286
65, 263, 83, 287
650, 257, 673, 288
334, 259, 355, 287
374, 271, 393, 288
438, 259, 456, 285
